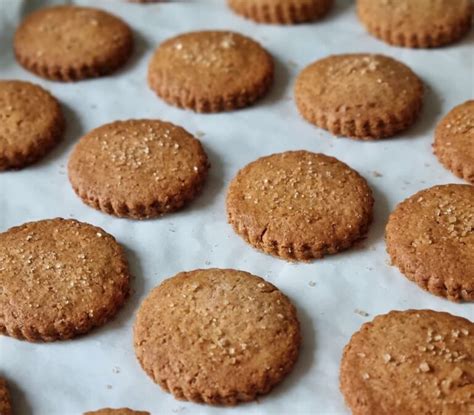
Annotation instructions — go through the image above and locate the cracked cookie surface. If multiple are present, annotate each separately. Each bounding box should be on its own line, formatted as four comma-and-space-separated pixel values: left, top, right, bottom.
226, 151, 374, 261
386, 184, 474, 301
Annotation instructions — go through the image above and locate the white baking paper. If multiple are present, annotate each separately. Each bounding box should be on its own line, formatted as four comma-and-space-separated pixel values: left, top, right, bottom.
0, 0, 473, 414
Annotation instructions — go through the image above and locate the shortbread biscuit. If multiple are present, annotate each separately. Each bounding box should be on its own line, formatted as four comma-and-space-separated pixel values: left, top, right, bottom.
386, 184, 474, 301
433, 101, 474, 184
227, 0, 333, 24
0, 218, 130, 341
0, 80, 64, 170
340, 309, 474, 415
148, 31, 274, 112
226, 151, 374, 261
294, 54, 423, 139
84, 409, 150, 415
357, 0, 473, 48
0, 378, 12, 415
134, 268, 301, 405
68, 119, 209, 219
14, 5, 133, 81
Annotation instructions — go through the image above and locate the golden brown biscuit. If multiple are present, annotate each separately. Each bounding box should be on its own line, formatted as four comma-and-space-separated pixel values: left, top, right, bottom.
134, 268, 301, 405
0, 218, 130, 342
68, 119, 210, 219
148, 31, 274, 112
433, 101, 474, 184
340, 310, 474, 415
357, 0, 473, 48
14, 5, 133, 81
228, 0, 333, 24
226, 151, 374, 261
294, 54, 423, 140
386, 184, 474, 302
0, 80, 64, 170
0, 378, 12, 415
84, 409, 150, 415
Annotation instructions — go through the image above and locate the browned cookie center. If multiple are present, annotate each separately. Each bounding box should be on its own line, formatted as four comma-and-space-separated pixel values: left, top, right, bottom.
340, 310, 474, 414
0, 219, 130, 341
386, 184, 474, 301
227, 151, 374, 260
148, 31, 274, 112
68, 119, 209, 219
295, 54, 423, 139
134, 269, 301, 405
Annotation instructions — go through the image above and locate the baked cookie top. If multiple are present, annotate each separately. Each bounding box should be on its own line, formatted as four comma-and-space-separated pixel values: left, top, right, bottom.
148, 31, 274, 112
434, 101, 474, 184
386, 184, 474, 301
0, 218, 130, 341
14, 5, 133, 81
227, 151, 374, 260
340, 309, 474, 415
295, 54, 423, 139
68, 119, 209, 219
134, 268, 301, 405
0, 80, 64, 170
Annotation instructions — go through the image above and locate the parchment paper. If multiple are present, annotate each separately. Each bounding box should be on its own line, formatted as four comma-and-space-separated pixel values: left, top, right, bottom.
0, 0, 473, 413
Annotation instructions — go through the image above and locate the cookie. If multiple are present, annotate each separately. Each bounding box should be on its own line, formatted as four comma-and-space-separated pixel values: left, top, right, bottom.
134, 268, 301, 405
0, 80, 64, 170
0, 218, 130, 342
227, 0, 333, 24
14, 5, 133, 81
357, 0, 473, 48
294, 54, 423, 140
148, 31, 274, 112
68, 119, 209, 219
226, 151, 374, 261
84, 409, 150, 415
340, 309, 474, 415
386, 184, 474, 302
0, 378, 12, 415
433, 101, 474, 184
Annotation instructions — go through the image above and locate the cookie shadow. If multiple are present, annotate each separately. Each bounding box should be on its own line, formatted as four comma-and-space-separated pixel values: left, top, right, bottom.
183, 144, 225, 213
264, 302, 316, 402
3, 375, 33, 415
327, 0, 355, 20
95, 245, 146, 335
113, 28, 150, 77
31, 101, 83, 170
341, 179, 390, 256
259, 55, 291, 107
401, 79, 443, 140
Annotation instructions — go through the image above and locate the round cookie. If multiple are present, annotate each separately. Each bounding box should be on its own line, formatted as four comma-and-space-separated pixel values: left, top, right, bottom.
294, 54, 423, 140
433, 101, 474, 184
340, 310, 474, 415
0, 378, 12, 415
84, 409, 150, 415
386, 184, 474, 302
0, 80, 64, 170
134, 268, 301, 405
227, 0, 333, 24
148, 31, 274, 112
226, 151, 374, 261
0, 218, 130, 342
68, 119, 209, 219
14, 5, 133, 81
357, 0, 473, 48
